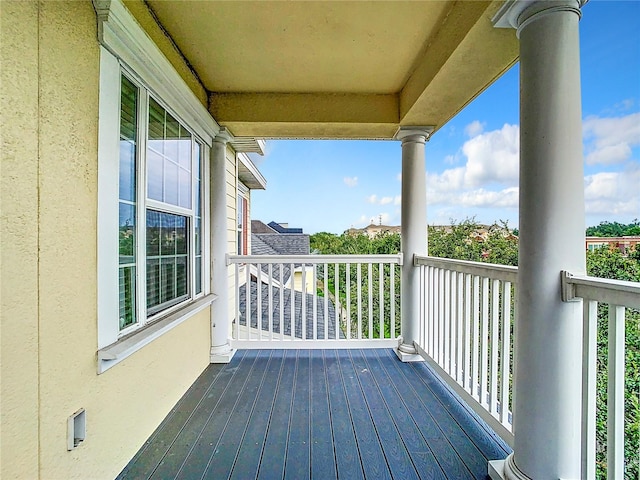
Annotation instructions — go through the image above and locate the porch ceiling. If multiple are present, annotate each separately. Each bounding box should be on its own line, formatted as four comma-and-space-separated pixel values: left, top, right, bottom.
145, 0, 518, 139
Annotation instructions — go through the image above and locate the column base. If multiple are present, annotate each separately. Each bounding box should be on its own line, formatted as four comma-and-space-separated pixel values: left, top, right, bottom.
210, 345, 237, 364
489, 454, 531, 480
394, 342, 425, 362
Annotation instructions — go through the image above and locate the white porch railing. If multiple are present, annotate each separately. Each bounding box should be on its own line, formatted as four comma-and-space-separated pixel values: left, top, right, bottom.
562, 271, 640, 480
228, 254, 402, 349
414, 255, 518, 446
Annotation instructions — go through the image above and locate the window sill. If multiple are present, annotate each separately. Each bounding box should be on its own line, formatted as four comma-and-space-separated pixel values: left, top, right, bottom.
97, 294, 216, 374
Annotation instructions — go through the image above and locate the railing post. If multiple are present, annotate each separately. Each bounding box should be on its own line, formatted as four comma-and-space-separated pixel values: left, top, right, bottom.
210, 128, 236, 362
395, 127, 433, 362
492, 1, 586, 478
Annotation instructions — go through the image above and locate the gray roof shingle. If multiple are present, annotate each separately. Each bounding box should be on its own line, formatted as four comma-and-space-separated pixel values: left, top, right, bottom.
237, 281, 341, 339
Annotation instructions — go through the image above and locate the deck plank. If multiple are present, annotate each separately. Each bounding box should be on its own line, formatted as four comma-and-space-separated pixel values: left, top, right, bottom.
198, 350, 275, 480
285, 350, 311, 480
309, 350, 337, 480
380, 349, 507, 477
145, 350, 251, 480
362, 349, 470, 480
171, 349, 265, 479
324, 350, 365, 480
345, 350, 420, 480
408, 359, 510, 460
257, 349, 297, 480
119, 349, 511, 480
229, 350, 286, 480
336, 350, 393, 480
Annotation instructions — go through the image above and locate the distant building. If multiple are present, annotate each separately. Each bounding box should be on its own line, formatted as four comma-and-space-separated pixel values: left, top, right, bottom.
585, 236, 640, 255
347, 223, 402, 238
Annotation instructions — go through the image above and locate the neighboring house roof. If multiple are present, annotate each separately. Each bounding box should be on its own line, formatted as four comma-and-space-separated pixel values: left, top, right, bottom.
267, 221, 304, 234
240, 220, 337, 338
251, 220, 278, 234
254, 233, 310, 256
238, 281, 340, 340
250, 220, 310, 285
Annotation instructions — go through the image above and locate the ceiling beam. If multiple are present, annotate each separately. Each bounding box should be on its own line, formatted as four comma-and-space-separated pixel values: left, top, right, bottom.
209, 92, 399, 139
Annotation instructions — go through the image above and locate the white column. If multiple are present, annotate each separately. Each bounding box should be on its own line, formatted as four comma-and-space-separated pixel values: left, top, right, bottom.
395, 127, 433, 362
209, 128, 236, 363
491, 1, 585, 479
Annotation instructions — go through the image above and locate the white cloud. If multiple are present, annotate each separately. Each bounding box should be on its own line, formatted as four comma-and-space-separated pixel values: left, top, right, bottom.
396, 172, 402, 182
424, 124, 520, 214
461, 123, 519, 187
584, 167, 640, 216
444, 154, 458, 165
464, 120, 485, 138
365, 194, 402, 206
394, 195, 401, 206
583, 112, 640, 165
427, 124, 519, 198
343, 176, 358, 187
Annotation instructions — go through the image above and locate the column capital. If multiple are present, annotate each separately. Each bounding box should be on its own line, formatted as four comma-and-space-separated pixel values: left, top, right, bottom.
394, 126, 434, 144
493, 0, 583, 36
213, 127, 232, 145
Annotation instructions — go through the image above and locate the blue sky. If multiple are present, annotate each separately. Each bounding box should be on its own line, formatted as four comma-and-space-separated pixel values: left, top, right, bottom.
251, 1, 640, 234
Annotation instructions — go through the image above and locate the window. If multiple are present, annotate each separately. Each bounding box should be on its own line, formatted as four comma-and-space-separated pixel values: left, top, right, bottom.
237, 188, 248, 255
118, 73, 205, 333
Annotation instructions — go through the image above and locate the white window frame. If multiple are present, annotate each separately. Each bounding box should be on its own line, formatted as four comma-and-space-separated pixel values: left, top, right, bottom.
95, 0, 221, 373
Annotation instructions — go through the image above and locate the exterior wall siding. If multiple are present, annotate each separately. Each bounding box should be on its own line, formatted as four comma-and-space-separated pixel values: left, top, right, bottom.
1, 2, 213, 478
226, 148, 237, 325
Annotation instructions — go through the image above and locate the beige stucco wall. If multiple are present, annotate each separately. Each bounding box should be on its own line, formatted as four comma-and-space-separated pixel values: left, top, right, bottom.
1, 2, 40, 478
1, 2, 212, 478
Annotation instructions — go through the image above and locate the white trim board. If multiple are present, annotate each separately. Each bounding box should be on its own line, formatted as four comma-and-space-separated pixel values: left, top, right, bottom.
98, 294, 216, 373
92, 0, 219, 145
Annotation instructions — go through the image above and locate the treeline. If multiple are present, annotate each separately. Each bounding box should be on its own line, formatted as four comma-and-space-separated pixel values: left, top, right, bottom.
586, 220, 640, 237
311, 218, 518, 265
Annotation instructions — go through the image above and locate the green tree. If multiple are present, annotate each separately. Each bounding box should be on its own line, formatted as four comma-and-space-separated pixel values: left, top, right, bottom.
586, 220, 640, 237
587, 246, 639, 479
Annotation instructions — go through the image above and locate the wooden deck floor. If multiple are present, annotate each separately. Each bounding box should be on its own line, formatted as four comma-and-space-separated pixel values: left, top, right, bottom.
118, 349, 510, 480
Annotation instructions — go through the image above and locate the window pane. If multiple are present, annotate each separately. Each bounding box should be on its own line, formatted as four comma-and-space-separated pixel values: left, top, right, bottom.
160, 213, 177, 256
179, 168, 192, 209
119, 203, 136, 264
146, 209, 160, 257
161, 258, 176, 303
120, 77, 137, 141
147, 98, 194, 209
119, 266, 136, 329
146, 210, 189, 315
195, 217, 201, 256
176, 256, 188, 297
119, 140, 136, 202
164, 111, 180, 160
148, 97, 165, 154
175, 215, 187, 254
164, 160, 179, 206
119, 75, 138, 331
147, 148, 163, 202
146, 258, 160, 309
178, 125, 192, 169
